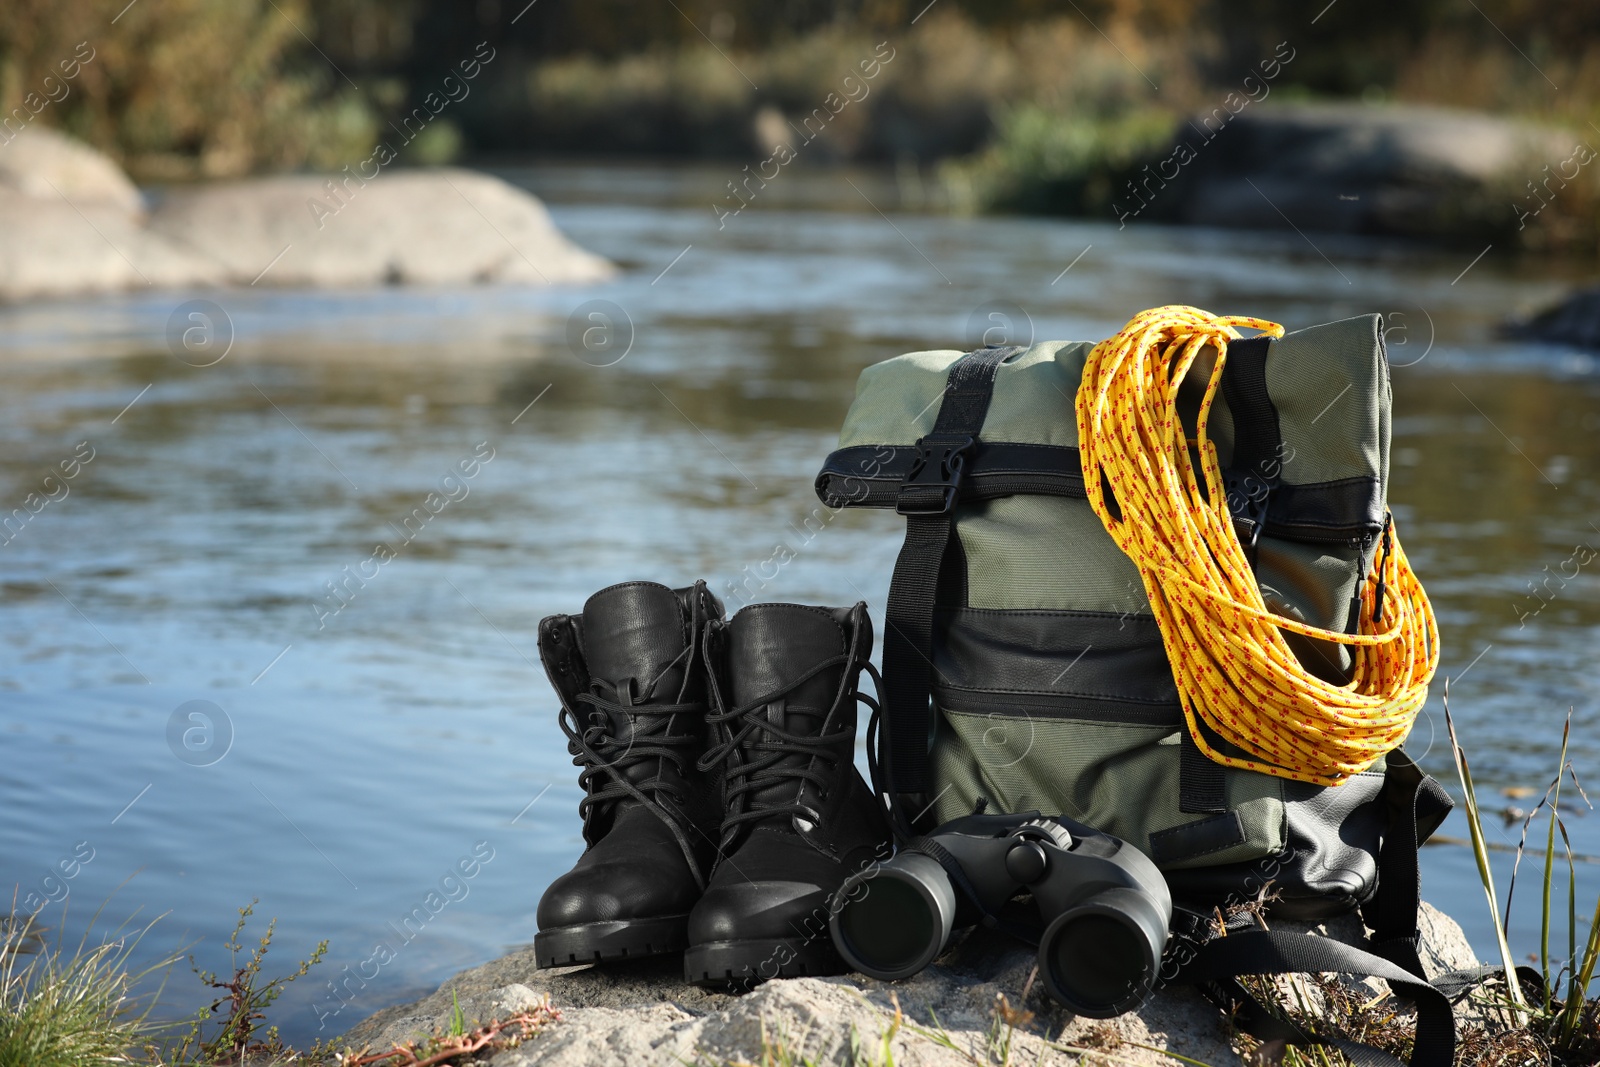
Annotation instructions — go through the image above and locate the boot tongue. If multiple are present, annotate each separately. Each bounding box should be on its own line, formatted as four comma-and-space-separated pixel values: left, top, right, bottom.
729, 604, 848, 710
727, 604, 849, 820
580, 582, 690, 703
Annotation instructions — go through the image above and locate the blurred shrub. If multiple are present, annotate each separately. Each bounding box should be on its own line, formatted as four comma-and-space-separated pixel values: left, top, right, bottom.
0, 0, 382, 179
942, 106, 1179, 216
527, 45, 754, 157
936, 15, 1194, 215
310, 0, 422, 72
511, 11, 1195, 162
401, 118, 464, 165
1393, 34, 1600, 131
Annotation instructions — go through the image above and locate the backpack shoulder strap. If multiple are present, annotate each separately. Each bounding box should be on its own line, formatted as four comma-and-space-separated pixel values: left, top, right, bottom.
1173, 750, 1462, 1067
1362, 749, 1455, 977
1181, 928, 1455, 1067
881, 345, 1022, 801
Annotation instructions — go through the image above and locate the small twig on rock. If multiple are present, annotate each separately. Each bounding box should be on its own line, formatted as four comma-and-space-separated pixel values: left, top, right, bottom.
336, 1003, 561, 1067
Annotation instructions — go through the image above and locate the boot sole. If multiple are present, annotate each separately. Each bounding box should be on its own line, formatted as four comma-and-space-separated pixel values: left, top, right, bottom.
534, 915, 690, 968
684, 937, 845, 988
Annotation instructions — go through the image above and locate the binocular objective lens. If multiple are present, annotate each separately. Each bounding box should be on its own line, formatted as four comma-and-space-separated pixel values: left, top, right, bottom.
837, 874, 936, 973
1046, 913, 1149, 1013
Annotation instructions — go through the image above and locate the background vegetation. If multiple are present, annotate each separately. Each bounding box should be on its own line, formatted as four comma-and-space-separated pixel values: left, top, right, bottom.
2, 0, 1597, 177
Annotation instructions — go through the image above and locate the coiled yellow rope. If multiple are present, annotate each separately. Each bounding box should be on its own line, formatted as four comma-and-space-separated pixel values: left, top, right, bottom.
1075, 306, 1438, 787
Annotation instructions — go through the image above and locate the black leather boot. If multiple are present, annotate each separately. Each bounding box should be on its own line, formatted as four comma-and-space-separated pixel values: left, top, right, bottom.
534, 580, 723, 967
685, 601, 891, 987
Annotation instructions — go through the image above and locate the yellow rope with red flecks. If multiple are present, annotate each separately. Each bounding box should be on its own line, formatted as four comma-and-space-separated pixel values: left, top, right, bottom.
1075, 306, 1438, 787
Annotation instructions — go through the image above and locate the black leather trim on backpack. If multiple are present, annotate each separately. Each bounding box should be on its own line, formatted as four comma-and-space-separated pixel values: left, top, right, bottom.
1164, 751, 1451, 922
1149, 811, 1246, 864
1166, 767, 1387, 918
931, 608, 1179, 704
1269, 476, 1386, 542
935, 688, 1183, 725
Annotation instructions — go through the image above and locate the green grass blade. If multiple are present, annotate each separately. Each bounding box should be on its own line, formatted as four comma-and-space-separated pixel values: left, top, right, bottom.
1556, 889, 1600, 1045
1569, 842, 1578, 993
1542, 806, 1559, 1014
1444, 687, 1529, 1019
1541, 713, 1571, 1014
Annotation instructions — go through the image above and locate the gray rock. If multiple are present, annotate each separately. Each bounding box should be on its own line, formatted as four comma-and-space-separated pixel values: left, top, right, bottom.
145, 168, 615, 289
339, 902, 1480, 1067
0, 127, 211, 301
0, 126, 144, 214
0, 129, 613, 301
0, 194, 215, 301
1161, 103, 1575, 240
1504, 286, 1600, 349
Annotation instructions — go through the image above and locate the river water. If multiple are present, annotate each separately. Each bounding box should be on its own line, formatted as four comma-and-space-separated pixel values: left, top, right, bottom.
0, 163, 1595, 1044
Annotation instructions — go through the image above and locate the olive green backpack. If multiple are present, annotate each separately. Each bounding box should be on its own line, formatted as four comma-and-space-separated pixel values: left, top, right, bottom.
815, 316, 1464, 1063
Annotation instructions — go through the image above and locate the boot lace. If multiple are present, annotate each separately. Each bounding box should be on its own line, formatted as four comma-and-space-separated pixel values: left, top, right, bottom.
557, 643, 709, 888
697, 647, 881, 846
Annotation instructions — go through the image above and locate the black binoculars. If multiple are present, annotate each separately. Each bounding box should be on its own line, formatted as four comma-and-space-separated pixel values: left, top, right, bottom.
828, 811, 1171, 1017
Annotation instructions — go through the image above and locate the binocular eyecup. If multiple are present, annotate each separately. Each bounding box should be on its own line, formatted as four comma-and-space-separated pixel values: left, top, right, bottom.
829, 811, 1171, 1018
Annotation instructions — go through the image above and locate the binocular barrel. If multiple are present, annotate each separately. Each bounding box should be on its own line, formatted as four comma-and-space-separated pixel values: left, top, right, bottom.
828, 813, 1171, 1018
1037, 886, 1169, 1017
831, 851, 956, 980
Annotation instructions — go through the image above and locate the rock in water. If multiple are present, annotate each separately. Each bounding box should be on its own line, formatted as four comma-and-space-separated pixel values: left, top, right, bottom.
0, 126, 215, 300
1504, 287, 1600, 349
0, 126, 144, 214
145, 169, 615, 289
0, 128, 613, 301
340, 902, 1480, 1066
0, 193, 217, 301
1162, 103, 1573, 242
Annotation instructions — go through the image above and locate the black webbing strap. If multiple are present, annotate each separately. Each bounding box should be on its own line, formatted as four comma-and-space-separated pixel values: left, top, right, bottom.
1431, 964, 1537, 1002
1362, 752, 1454, 980
1181, 929, 1456, 1067
1179, 724, 1229, 814
882, 346, 1021, 795
1219, 335, 1280, 565
1175, 752, 1464, 1067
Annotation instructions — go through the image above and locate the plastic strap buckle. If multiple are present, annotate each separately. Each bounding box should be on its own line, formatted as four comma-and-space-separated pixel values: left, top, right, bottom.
896, 434, 975, 516
1223, 466, 1273, 554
